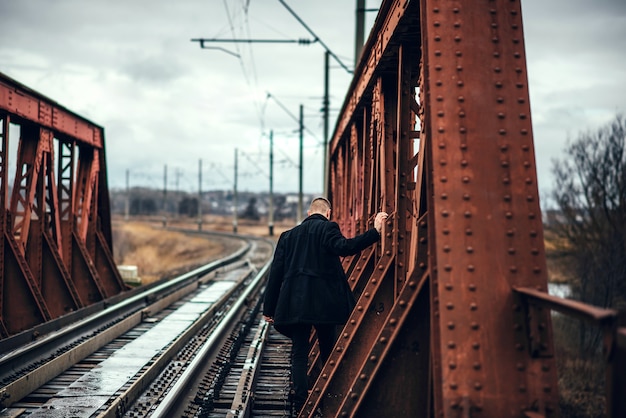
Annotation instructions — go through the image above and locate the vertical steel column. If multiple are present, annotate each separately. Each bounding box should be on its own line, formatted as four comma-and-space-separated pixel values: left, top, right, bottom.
421, 0, 558, 415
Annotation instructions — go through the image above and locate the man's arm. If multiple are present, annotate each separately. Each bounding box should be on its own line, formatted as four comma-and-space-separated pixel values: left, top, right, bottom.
324, 212, 388, 256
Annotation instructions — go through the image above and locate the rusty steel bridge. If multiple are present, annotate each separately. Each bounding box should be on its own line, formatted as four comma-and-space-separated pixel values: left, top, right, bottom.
1, 0, 625, 417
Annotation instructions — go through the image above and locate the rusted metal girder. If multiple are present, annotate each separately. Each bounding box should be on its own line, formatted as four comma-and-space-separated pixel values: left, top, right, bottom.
300, 0, 562, 416
0, 72, 126, 338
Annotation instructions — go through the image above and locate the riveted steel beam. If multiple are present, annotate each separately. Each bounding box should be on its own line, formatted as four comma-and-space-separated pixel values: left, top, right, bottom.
0, 72, 126, 338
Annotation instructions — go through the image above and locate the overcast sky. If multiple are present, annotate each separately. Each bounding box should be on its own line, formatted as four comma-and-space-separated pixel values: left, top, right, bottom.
1, 0, 625, 204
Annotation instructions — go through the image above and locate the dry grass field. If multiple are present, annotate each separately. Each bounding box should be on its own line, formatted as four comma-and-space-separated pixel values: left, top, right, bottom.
111, 215, 295, 285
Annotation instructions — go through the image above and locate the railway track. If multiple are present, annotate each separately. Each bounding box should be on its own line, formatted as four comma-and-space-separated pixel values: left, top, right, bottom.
0, 231, 295, 418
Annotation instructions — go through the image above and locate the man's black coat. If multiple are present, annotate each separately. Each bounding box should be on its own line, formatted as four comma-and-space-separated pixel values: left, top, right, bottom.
263, 213, 380, 336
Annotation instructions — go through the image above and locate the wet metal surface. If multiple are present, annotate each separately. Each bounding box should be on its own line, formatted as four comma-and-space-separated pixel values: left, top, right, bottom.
27, 280, 236, 417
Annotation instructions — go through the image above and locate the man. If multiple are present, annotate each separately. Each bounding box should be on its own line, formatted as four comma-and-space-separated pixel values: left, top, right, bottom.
263, 197, 388, 413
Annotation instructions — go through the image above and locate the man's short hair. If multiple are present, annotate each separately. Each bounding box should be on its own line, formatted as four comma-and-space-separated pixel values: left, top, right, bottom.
309, 197, 331, 213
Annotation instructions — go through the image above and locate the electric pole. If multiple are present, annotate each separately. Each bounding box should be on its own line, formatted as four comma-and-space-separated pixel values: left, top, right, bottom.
355, 0, 366, 66
125, 169, 129, 221
198, 159, 202, 231
298, 104, 304, 224
323, 50, 330, 198
269, 130, 274, 236
163, 164, 168, 227
233, 148, 238, 233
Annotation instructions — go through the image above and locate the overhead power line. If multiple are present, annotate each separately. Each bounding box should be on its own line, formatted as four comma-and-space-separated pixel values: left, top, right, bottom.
276, 0, 353, 74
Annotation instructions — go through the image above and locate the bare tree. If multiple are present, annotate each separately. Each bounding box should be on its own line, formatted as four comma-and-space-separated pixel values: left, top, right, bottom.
550, 114, 626, 355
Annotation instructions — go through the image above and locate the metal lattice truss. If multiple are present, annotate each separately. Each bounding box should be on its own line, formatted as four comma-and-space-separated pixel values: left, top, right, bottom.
300, 1, 560, 416
0, 73, 126, 338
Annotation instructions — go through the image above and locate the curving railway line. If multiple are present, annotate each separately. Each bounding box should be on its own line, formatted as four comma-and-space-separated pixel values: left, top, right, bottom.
0, 231, 295, 418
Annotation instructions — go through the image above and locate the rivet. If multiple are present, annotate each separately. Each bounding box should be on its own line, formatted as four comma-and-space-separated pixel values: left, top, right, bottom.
447, 303, 454, 310
508, 247, 516, 254
507, 229, 515, 236
522, 144, 530, 151
462, 176, 470, 183
440, 176, 447, 183
454, 36, 461, 43
518, 97, 526, 103
461, 159, 468, 167
447, 322, 455, 330
473, 362, 481, 370
495, 81, 503, 88
466, 246, 474, 253
493, 51, 500, 58
471, 322, 479, 330
464, 211, 471, 218
450, 383, 458, 390
330, 360, 336, 365
434, 50, 442, 56
492, 37, 499, 43
503, 177, 510, 184
453, 7, 460, 13
441, 209, 449, 217
459, 127, 466, 133
343, 332, 349, 338
531, 248, 539, 255
468, 284, 476, 291
389, 318, 397, 326
440, 159, 447, 166
504, 194, 511, 201
357, 305, 363, 311
436, 80, 443, 86
463, 193, 470, 200
526, 195, 534, 201
364, 292, 370, 298
505, 211, 513, 218
521, 128, 528, 135
519, 113, 527, 119
434, 35, 441, 42
336, 346, 343, 352
519, 385, 527, 392
323, 373, 328, 379
315, 387, 321, 392
456, 65, 463, 71
437, 110, 444, 117
449, 362, 457, 369
433, 7, 439, 12
433, 21, 441, 27
350, 392, 359, 399
514, 52, 521, 58
499, 129, 506, 135
454, 21, 461, 28
458, 95, 465, 102
435, 65, 443, 71
510, 266, 518, 273
455, 50, 462, 57
459, 110, 466, 117
474, 382, 482, 390
445, 283, 453, 290
460, 143, 468, 150
457, 80, 464, 87
370, 355, 378, 362
360, 374, 368, 380
444, 264, 452, 272
379, 336, 388, 344
524, 161, 531, 168
497, 96, 504, 103
497, 112, 505, 119
516, 363, 525, 371
436, 95, 443, 102
467, 265, 475, 272
530, 230, 538, 237
533, 267, 541, 274
399, 300, 407, 307
501, 160, 509, 168
438, 127, 445, 133
465, 228, 472, 235
472, 342, 480, 349
470, 303, 478, 311
442, 228, 449, 235
448, 341, 456, 349
350, 319, 356, 324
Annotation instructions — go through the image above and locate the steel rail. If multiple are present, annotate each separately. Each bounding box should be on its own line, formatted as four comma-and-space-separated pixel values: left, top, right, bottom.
0, 239, 251, 409
150, 261, 271, 418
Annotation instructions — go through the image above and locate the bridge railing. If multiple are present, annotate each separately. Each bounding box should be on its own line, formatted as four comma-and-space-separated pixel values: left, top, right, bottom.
514, 286, 626, 417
